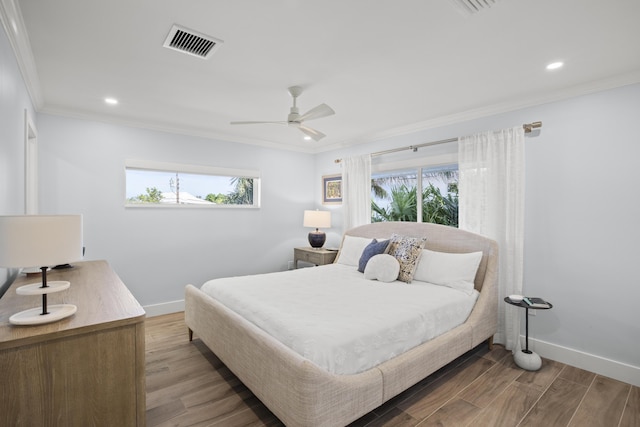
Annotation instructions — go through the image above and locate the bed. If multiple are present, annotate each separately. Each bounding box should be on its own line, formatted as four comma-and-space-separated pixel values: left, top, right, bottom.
185, 222, 498, 426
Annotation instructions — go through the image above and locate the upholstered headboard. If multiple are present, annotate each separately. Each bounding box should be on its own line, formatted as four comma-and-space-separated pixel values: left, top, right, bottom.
342, 222, 498, 292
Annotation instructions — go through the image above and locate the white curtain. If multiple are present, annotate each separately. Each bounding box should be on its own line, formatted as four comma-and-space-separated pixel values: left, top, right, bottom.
342, 154, 371, 232
458, 126, 525, 352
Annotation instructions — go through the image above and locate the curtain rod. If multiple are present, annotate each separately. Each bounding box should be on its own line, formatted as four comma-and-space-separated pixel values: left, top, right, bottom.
334, 121, 542, 164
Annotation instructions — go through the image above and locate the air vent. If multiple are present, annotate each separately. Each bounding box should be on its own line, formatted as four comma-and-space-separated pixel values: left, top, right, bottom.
163, 24, 223, 59
450, 0, 501, 15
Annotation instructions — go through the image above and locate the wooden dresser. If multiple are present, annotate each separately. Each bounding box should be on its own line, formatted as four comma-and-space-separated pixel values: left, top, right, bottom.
0, 260, 146, 426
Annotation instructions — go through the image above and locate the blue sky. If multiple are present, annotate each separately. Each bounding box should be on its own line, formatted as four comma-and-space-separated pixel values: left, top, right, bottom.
126, 169, 236, 199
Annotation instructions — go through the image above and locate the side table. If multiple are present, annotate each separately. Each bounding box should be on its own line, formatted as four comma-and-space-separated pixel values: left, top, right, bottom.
504, 296, 553, 371
294, 247, 338, 269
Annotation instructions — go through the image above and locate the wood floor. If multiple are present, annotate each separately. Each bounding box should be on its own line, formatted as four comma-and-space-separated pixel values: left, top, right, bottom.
145, 313, 639, 427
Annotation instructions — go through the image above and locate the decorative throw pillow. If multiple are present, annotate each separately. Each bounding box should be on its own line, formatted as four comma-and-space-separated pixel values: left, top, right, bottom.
363, 254, 400, 282
413, 249, 483, 294
335, 235, 374, 267
357, 239, 390, 273
386, 234, 427, 283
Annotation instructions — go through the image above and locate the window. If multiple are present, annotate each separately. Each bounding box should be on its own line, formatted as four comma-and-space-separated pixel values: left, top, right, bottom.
371, 164, 458, 226
125, 160, 260, 208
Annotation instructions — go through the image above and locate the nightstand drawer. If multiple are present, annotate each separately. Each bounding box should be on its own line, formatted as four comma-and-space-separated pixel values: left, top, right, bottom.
293, 247, 338, 268
300, 250, 323, 264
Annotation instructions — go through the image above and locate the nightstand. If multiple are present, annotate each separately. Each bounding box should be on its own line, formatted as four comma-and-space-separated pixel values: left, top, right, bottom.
294, 247, 338, 268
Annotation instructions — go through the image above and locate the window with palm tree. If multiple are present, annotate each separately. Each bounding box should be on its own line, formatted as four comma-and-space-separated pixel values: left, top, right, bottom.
125, 160, 260, 207
371, 165, 458, 226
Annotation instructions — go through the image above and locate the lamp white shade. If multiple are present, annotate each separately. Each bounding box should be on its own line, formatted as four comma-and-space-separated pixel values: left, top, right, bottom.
303, 210, 331, 229
0, 215, 83, 268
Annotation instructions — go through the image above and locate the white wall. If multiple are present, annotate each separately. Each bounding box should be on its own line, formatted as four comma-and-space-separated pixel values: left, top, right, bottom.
523, 85, 640, 380
0, 22, 36, 294
315, 83, 640, 384
4, 10, 639, 383
37, 114, 317, 308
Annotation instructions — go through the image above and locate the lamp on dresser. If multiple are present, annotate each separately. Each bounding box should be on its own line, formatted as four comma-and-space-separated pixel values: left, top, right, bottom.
303, 210, 331, 248
0, 215, 83, 325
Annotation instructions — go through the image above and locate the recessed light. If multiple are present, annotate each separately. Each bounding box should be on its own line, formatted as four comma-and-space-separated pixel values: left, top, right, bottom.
303, 136, 312, 141
546, 61, 564, 70
104, 97, 118, 105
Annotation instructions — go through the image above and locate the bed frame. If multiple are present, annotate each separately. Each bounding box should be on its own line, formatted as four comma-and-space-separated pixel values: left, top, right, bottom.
185, 222, 498, 426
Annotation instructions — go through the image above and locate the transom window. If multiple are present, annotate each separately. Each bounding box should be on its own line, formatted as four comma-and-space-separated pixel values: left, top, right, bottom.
125, 160, 260, 208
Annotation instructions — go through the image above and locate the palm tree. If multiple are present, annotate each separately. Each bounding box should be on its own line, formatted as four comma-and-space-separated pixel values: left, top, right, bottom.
371, 173, 416, 200
387, 185, 418, 221
371, 182, 458, 226
422, 183, 458, 226
372, 184, 418, 222
227, 177, 253, 204
371, 179, 388, 200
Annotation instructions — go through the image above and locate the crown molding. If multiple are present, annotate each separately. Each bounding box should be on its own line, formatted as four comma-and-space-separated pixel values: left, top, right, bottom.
42, 70, 640, 156
39, 105, 317, 154
5, 0, 638, 157
316, 71, 640, 154
0, 0, 43, 108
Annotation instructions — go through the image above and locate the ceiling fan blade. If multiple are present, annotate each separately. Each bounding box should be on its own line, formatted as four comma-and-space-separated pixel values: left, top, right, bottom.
298, 125, 326, 141
230, 121, 287, 125
298, 103, 335, 122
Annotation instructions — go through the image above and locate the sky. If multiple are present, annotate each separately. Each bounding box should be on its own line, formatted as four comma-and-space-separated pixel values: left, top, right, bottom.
126, 169, 236, 199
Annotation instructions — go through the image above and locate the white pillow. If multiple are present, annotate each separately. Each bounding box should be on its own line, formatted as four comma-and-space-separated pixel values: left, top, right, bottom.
335, 235, 374, 266
363, 254, 400, 282
413, 249, 483, 294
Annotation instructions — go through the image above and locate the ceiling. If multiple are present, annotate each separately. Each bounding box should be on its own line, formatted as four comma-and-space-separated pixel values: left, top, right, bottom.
5, 0, 640, 153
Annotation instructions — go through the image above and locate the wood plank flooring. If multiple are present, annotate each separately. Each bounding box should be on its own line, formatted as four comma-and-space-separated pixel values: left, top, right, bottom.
146, 313, 640, 426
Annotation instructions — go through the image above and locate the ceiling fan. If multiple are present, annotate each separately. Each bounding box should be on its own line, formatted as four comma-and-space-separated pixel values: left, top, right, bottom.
230, 86, 335, 141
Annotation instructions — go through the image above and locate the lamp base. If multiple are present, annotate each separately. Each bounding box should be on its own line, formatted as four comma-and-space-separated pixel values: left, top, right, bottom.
308, 231, 326, 248
514, 349, 542, 371
9, 304, 77, 325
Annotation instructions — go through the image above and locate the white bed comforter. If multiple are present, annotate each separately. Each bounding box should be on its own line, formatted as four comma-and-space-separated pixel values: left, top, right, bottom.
201, 264, 478, 375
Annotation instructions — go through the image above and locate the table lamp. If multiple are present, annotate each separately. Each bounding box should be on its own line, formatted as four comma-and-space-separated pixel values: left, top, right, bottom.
0, 215, 83, 325
303, 210, 331, 248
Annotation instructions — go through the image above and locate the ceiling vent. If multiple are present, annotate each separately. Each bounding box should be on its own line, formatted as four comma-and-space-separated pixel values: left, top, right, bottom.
450, 0, 501, 15
163, 24, 223, 59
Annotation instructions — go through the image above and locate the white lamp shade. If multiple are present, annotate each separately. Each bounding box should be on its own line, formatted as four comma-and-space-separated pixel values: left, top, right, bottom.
303, 210, 331, 229
0, 215, 83, 268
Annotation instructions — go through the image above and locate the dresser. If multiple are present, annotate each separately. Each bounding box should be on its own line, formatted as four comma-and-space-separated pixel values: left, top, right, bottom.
0, 260, 146, 426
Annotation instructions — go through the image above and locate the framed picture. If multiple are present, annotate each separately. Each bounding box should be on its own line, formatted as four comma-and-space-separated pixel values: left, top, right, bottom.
322, 174, 342, 205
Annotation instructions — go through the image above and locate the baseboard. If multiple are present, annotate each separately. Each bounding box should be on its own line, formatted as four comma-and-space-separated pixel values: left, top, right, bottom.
529, 337, 640, 387
143, 299, 185, 317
